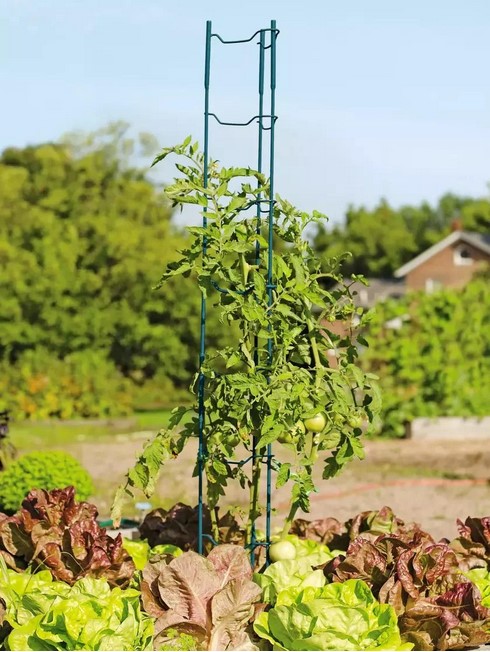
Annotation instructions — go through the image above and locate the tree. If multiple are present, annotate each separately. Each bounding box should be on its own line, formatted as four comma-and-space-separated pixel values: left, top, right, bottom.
314, 193, 490, 278
0, 123, 232, 418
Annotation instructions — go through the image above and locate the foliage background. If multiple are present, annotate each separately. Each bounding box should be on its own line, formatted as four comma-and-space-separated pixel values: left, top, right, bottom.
362, 275, 490, 437
1, 123, 489, 428
0, 124, 234, 419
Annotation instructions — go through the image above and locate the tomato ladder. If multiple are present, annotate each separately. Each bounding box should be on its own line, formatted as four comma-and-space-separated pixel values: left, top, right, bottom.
197, 20, 279, 565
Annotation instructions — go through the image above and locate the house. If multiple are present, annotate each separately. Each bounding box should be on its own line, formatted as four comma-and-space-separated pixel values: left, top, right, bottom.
324, 229, 489, 342
346, 278, 406, 309
394, 230, 490, 292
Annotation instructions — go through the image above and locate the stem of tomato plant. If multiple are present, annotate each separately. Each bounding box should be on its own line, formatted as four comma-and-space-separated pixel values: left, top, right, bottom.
280, 324, 324, 538
209, 500, 220, 542
281, 498, 300, 539
248, 448, 262, 543
280, 432, 320, 539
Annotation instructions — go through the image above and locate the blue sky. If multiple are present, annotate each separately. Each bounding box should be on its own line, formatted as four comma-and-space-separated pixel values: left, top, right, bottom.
1, 0, 489, 224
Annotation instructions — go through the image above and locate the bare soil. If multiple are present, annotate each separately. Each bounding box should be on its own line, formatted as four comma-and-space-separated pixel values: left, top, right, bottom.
58, 433, 490, 538
60, 434, 490, 541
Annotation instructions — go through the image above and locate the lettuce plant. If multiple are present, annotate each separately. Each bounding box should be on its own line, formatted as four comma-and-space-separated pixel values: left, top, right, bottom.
141, 544, 261, 650
254, 578, 412, 650
138, 503, 247, 553
323, 519, 490, 650
0, 560, 153, 650
271, 533, 341, 567
451, 516, 490, 570
291, 506, 423, 552
0, 486, 134, 586
254, 557, 327, 606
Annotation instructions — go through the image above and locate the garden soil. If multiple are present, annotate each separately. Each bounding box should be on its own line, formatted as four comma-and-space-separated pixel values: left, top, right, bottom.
66, 435, 490, 541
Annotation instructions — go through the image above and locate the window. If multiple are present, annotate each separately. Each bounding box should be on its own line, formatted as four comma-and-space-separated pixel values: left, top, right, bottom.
359, 289, 368, 305
454, 245, 473, 266
426, 278, 442, 293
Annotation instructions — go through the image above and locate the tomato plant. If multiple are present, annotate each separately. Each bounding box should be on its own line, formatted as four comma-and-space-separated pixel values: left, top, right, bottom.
112, 137, 381, 542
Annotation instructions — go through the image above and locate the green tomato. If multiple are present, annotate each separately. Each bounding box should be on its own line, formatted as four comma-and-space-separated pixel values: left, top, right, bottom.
269, 540, 297, 562
347, 413, 364, 429
303, 413, 327, 433
277, 431, 294, 445
333, 413, 345, 426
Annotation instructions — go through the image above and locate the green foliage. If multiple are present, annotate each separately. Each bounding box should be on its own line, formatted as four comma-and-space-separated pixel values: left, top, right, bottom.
113, 137, 380, 538
270, 533, 340, 566
362, 278, 490, 437
0, 561, 153, 651
254, 557, 327, 606
0, 123, 233, 419
314, 193, 490, 278
466, 569, 490, 608
0, 348, 133, 420
0, 410, 16, 470
122, 538, 182, 570
0, 451, 93, 512
254, 579, 411, 651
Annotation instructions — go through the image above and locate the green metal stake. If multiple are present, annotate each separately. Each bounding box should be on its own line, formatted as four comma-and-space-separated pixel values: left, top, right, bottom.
266, 19, 278, 563
198, 19, 212, 555
197, 20, 279, 563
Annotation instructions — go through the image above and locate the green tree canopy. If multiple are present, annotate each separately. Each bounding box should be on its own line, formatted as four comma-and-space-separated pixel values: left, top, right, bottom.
361, 275, 490, 437
314, 192, 490, 278
0, 123, 231, 418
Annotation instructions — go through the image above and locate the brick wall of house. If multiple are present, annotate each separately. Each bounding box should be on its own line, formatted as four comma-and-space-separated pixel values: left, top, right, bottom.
405, 241, 490, 291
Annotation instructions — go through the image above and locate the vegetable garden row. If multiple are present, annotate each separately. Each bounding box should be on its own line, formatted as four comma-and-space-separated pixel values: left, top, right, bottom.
2, 488, 490, 650
1, 99, 487, 649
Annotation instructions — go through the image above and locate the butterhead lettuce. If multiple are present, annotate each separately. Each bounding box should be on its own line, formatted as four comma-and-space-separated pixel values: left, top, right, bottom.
254, 557, 326, 605
0, 559, 153, 650
254, 578, 412, 650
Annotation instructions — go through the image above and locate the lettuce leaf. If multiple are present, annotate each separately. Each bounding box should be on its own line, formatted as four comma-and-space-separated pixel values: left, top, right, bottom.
0, 487, 134, 587
274, 533, 341, 566
465, 567, 490, 607
141, 543, 261, 650
254, 579, 412, 650
123, 538, 182, 570
254, 557, 326, 606
0, 558, 153, 650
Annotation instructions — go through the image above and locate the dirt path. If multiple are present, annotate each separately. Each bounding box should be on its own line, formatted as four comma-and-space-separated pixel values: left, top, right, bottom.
64, 435, 490, 541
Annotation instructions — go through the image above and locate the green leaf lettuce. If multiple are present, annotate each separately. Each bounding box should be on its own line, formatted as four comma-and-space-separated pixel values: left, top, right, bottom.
254, 579, 412, 651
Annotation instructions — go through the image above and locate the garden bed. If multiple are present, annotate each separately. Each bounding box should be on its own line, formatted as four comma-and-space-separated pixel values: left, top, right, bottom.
2, 488, 490, 650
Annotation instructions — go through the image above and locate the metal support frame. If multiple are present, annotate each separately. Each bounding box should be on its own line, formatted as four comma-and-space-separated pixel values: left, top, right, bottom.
196, 20, 279, 563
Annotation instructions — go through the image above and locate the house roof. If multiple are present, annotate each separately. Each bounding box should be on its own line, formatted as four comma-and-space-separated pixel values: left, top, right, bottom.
394, 231, 490, 278
337, 278, 405, 308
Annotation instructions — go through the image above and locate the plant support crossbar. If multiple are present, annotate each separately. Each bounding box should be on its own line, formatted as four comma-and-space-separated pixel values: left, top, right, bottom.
197, 20, 279, 564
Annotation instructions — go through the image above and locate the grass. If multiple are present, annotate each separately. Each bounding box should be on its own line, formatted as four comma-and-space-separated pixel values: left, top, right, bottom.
9, 408, 177, 452
135, 408, 175, 430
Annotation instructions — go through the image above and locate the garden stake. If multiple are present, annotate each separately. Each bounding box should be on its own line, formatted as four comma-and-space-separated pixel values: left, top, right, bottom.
198, 20, 280, 565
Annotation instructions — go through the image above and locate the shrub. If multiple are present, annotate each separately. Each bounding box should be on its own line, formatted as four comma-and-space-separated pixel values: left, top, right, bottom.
0, 451, 94, 513
362, 277, 490, 437
0, 349, 134, 421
